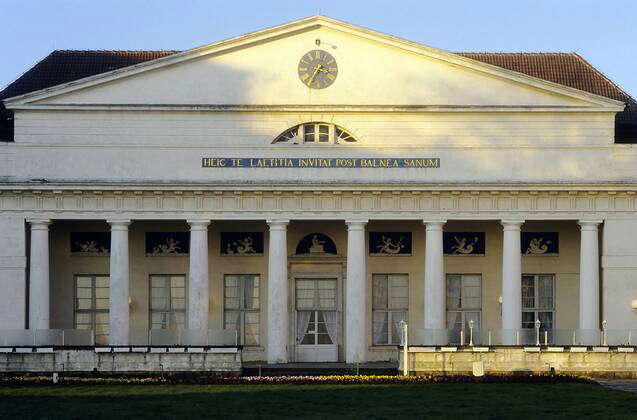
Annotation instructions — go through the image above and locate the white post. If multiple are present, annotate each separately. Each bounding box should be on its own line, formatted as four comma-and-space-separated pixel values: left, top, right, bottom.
423, 220, 446, 344
187, 220, 211, 331
578, 220, 601, 344
107, 220, 131, 346
402, 321, 409, 376
501, 220, 524, 345
267, 220, 289, 364
28, 219, 51, 330
345, 219, 368, 364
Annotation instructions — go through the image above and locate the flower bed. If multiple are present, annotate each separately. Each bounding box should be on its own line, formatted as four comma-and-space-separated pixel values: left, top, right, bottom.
0, 373, 597, 386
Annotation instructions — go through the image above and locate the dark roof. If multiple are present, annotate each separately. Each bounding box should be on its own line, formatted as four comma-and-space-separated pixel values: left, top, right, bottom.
457, 53, 637, 143
1, 50, 635, 142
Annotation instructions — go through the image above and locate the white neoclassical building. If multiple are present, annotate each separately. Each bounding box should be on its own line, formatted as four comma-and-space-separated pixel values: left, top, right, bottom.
1, 16, 637, 372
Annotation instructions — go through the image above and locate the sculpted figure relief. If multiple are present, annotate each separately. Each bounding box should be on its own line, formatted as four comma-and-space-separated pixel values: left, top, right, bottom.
76, 240, 108, 254
153, 237, 182, 254
309, 235, 326, 253
451, 236, 479, 255
525, 237, 551, 254
377, 235, 405, 254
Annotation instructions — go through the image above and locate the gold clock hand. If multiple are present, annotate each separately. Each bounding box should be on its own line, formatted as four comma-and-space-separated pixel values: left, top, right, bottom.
307, 66, 321, 87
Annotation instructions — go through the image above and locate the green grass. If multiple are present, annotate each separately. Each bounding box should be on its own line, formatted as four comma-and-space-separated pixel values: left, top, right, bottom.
0, 383, 635, 419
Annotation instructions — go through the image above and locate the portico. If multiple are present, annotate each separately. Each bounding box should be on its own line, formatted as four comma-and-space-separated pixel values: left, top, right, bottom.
13, 204, 612, 363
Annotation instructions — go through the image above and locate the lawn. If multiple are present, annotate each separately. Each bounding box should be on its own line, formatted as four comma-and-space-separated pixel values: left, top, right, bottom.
0, 382, 635, 419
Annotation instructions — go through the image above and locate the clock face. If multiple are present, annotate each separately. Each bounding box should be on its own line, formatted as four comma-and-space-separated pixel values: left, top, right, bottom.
298, 49, 338, 89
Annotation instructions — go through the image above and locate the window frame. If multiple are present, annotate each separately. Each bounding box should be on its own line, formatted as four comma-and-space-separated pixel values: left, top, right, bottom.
223, 274, 261, 347
445, 273, 482, 341
73, 274, 109, 345
372, 273, 409, 346
273, 122, 357, 145
521, 273, 556, 330
148, 274, 187, 331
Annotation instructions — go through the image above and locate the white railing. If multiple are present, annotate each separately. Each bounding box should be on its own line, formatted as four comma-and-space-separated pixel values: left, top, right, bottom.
411, 325, 636, 347
0, 328, 239, 347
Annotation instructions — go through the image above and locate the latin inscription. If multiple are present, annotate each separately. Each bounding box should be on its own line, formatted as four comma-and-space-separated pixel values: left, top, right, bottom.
202, 158, 440, 168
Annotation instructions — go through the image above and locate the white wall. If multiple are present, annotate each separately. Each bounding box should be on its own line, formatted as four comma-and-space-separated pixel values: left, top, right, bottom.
602, 218, 637, 331
4, 109, 630, 185
0, 216, 27, 329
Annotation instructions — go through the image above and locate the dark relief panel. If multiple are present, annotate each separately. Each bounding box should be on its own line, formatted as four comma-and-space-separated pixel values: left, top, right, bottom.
521, 232, 559, 255
444, 232, 486, 256
70, 232, 110, 254
295, 233, 337, 255
145, 232, 189, 255
221, 232, 264, 256
369, 232, 412, 256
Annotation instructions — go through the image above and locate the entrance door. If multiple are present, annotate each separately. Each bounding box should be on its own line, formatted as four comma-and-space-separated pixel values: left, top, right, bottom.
295, 278, 338, 362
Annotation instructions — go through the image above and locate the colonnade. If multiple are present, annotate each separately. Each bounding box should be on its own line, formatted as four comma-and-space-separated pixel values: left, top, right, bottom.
26, 218, 601, 362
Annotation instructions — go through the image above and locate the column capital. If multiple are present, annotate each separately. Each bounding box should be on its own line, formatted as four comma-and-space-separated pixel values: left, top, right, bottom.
267, 219, 290, 229
345, 219, 368, 229
27, 219, 52, 230
187, 219, 211, 229
501, 220, 524, 230
578, 220, 602, 231
423, 220, 446, 230
107, 219, 132, 229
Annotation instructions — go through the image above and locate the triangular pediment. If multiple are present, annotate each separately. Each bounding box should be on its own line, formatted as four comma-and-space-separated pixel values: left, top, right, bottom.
3, 16, 624, 110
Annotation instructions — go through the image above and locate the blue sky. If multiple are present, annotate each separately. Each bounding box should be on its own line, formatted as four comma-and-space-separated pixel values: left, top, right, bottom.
1, 0, 635, 97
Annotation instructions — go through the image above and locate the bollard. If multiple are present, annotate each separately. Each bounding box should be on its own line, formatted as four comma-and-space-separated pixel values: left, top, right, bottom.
402, 321, 409, 376
602, 320, 608, 346
52, 373, 59, 384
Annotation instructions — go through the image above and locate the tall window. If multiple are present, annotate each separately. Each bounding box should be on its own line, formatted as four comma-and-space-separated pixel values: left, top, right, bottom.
273, 123, 357, 144
296, 278, 338, 345
522, 274, 555, 330
372, 274, 408, 345
74, 275, 109, 345
149, 275, 186, 330
224, 275, 260, 346
446, 274, 481, 343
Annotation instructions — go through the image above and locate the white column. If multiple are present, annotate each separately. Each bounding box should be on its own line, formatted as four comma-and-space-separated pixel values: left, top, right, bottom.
187, 220, 211, 331
423, 220, 446, 344
345, 219, 367, 363
267, 220, 289, 364
28, 219, 51, 330
501, 220, 524, 345
107, 220, 131, 346
579, 220, 602, 336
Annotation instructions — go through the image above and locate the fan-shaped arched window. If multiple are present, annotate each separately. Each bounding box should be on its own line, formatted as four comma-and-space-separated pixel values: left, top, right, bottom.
273, 123, 357, 145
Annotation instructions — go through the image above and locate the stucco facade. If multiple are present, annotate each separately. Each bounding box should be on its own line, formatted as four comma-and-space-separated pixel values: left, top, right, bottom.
1, 16, 636, 368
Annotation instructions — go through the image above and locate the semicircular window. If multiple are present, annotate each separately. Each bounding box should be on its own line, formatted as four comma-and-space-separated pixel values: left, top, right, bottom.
273, 123, 357, 145
295, 233, 338, 255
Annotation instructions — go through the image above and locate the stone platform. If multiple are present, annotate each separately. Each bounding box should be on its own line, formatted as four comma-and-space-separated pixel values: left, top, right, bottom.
0, 347, 241, 374
401, 346, 637, 379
